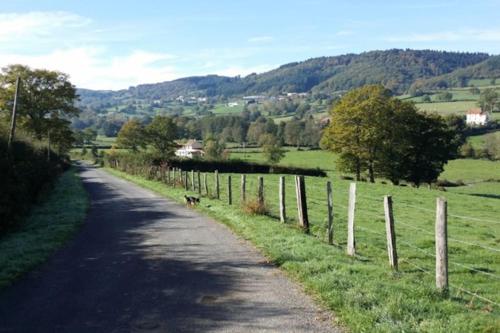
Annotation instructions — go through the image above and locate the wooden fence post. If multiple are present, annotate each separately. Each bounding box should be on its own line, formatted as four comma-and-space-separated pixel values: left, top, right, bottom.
279, 176, 286, 223
241, 174, 246, 203
258, 176, 264, 206
347, 182, 356, 256
204, 173, 209, 196
172, 168, 176, 186
228, 175, 232, 205
295, 176, 309, 233
327, 181, 333, 244
384, 195, 398, 270
215, 170, 220, 199
435, 197, 448, 291
191, 170, 195, 191
197, 171, 201, 195
167, 167, 171, 185
184, 171, 188, 190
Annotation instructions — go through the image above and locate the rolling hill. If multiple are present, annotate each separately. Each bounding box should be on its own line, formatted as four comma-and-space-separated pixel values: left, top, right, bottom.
77, 49, 494, 111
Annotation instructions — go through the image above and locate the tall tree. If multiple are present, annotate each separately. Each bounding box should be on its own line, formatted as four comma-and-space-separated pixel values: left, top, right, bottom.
116, 119, 145, 151
145, 116, 178, 157
259, 133, 285, 164
321, 85, 392, 182
322, 85, 460, 185
0, 64, 79, 153
0, 64, 79, 140
478, 88, 499, 113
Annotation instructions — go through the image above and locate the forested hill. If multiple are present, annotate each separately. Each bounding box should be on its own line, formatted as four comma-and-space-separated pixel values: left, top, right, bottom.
409, 55, 500, 91
78, 49, 492, 106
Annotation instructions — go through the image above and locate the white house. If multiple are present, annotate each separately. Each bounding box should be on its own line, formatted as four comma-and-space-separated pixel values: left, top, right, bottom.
466, 108, 490, 126
175, 140, 204, 158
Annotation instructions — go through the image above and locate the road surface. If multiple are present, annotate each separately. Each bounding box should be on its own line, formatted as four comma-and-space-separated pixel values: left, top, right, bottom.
0, 164, 340, 332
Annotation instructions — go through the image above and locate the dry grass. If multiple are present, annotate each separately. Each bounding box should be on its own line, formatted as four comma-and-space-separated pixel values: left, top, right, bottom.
241, 198, 269, 215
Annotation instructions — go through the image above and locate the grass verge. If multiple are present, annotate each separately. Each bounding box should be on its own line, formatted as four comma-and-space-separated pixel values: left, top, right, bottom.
0, 167, 88, 290
105, 167, 499, 333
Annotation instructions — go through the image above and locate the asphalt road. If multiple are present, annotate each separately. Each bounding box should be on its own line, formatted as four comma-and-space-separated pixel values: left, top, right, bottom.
0, 164, 341, 333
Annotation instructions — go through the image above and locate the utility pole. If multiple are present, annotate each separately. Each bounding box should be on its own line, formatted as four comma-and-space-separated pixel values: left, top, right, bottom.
7, 77, 21, 150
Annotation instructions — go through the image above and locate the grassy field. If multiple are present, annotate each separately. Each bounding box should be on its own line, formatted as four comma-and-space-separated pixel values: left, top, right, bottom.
211, 103, 244, 114
0, 167, 88, 290
94, 135, 116, 146
106, 159, 499, 332
467, 131, 500, 150
415, 101, 478, 115
231, 148, 500, 200
230, 149, 337, 172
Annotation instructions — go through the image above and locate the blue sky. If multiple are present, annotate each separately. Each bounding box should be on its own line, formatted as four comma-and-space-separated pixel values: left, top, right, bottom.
1, 0, 499, 90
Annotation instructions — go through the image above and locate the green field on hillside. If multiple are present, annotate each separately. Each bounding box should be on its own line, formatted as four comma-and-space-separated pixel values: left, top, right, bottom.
211, 103, 244, 114
106, 160, 500, 332
415, 101, 478, 115
467, 131, 500, 149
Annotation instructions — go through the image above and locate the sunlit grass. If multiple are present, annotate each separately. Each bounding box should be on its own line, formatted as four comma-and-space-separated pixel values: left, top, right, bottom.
107, 166, 500, 332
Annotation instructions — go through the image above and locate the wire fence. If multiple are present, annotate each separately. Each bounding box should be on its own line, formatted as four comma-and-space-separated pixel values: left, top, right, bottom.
113, 164, 500, 310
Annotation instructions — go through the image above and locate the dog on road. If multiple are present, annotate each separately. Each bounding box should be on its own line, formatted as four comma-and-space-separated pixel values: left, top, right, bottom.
184, 195, 200, 206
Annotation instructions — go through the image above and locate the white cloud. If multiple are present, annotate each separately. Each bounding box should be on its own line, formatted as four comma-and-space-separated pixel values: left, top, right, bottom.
0, 48, 179, 90
385, 29, 500, 42
0, 11, 91, 42
248, 36, 274, 43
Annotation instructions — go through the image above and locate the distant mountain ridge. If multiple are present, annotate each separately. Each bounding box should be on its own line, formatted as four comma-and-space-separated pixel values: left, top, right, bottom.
78, 49, 496, 108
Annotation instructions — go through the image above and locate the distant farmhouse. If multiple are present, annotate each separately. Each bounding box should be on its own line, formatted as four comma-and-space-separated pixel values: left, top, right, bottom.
175, 140, 204, 158
466, 108, 490, 126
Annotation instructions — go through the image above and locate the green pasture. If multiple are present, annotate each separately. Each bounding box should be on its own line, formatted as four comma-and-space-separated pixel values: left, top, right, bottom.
106, 161, 500, 332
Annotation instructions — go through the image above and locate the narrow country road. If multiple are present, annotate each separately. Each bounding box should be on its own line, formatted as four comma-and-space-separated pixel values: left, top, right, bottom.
0, 164, 340, 333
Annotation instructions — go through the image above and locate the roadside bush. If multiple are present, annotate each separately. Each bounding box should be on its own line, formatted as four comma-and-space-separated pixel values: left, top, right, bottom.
0, 126, 67, 234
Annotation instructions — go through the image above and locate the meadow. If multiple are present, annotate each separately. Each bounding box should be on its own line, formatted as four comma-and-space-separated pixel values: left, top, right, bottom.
106, 147, 500, 332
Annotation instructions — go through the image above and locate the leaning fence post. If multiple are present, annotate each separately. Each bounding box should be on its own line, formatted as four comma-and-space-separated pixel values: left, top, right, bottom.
215, 170, 220, 199
184, 171, 189, 190
327, 181, 333, 244
384, 195, 398, 270
228, 175, 232, 205
258, 176, 264, 206
295, 175, 309, 233
241, 174, 246, 203
279, 176, 286, 223
435, 197, 448, 291
347, 182, 356, 256
197, 171, 201, 195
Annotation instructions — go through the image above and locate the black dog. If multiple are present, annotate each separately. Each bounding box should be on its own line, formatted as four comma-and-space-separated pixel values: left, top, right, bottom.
184, 195, 200, 206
